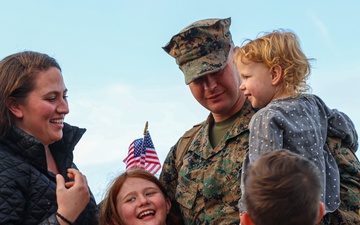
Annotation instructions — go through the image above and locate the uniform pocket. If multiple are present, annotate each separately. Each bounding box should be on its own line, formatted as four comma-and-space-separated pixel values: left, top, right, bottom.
176, 175, 199, 210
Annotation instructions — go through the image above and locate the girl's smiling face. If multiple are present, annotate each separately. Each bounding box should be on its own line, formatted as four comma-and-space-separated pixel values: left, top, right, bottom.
116, 177, 171, 225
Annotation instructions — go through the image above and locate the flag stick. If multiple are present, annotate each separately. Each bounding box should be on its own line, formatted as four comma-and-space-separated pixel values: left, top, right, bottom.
143, 121, 148, 136
139, 121, 148, 169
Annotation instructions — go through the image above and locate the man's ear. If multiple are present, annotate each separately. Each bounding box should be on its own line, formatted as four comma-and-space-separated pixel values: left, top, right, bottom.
270, 64, 282, 86
316, 202, 325, 223
6, 97, 24, 119
240, 212, 256, 225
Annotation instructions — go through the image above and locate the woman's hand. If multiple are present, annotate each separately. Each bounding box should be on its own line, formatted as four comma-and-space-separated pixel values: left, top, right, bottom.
55, 168, 90, 224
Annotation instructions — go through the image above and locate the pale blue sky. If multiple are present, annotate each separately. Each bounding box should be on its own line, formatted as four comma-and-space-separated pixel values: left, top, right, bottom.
1, 1, 359, 202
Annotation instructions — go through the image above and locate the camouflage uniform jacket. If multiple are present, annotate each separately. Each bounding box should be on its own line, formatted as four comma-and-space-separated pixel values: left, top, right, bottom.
319, 137, 360, 225
159, 101, 255, 225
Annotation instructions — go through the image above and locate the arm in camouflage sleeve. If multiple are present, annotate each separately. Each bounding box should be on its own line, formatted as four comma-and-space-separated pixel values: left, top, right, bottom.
159, 140, 185, 225
319, 137, 360, 225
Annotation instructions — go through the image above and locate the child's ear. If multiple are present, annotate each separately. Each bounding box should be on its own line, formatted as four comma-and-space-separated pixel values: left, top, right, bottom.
270, 64, 282, 86
6, 97, 24, 119
240, 212, 256, 225
165, 198, 171, 215
316, 202, 325, 223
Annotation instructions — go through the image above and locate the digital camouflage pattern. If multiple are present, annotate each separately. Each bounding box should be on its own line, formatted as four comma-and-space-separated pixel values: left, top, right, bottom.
161, 16, 359, 225
159, 101, 256, 225
160, 106, 360, 225
162, 18, 232, 84
318, 137, 360, 225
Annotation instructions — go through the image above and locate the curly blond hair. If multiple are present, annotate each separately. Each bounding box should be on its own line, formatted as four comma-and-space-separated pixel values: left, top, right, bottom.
234, 29, 314, 97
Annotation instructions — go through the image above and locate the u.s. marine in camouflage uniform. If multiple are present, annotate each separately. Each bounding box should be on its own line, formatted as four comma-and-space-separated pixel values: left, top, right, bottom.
160, 17, 360, 225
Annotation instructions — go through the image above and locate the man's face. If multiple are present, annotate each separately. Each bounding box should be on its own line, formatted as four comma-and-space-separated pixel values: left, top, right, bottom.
188, 50, 246, 121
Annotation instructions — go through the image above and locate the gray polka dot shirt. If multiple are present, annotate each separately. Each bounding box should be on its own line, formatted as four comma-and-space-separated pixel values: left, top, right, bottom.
247, 94, 358, 213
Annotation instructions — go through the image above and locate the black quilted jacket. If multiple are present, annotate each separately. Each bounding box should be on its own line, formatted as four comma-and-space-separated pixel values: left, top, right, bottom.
0, 123, 98, 225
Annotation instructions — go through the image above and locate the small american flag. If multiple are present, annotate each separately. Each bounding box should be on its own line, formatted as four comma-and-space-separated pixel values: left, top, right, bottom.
123, 130, 161, 175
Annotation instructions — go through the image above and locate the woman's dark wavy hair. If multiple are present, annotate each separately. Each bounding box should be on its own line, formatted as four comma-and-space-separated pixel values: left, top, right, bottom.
0, 51, 60, 139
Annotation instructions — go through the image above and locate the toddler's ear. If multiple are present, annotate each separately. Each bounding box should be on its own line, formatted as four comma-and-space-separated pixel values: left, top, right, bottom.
270, 64, 282, 86
240, 212, 255, 225
316, 202, 325, 223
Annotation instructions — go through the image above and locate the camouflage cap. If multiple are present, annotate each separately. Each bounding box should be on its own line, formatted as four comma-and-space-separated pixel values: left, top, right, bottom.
163, 17, 232, 84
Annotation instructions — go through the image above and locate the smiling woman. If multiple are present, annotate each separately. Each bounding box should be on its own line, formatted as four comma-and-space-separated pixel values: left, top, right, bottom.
11, 67, 69, 146
0, 51, 98, 224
